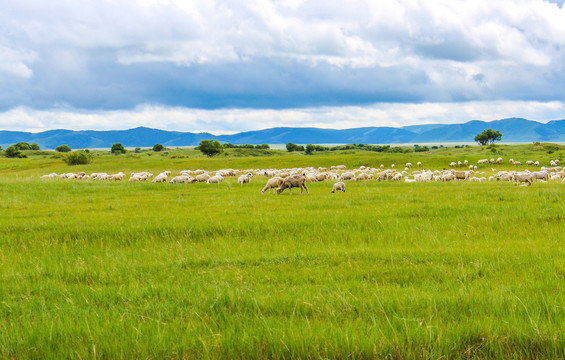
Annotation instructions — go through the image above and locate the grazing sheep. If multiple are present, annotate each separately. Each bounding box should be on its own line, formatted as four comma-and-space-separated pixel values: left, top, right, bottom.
276, 175, 309, 195
195, 174, 211, 182
451, 170, 469, 180
391, 173, 403, 181
526, 161, 534, 166
450, 162, 457, 168
442, 174, 456, 182
464, 160, 469, 166
534, 161, 540, 166
356, 173, 373, 181
339, 172, 356, 181
41, 173, 58, 179
532, 171, 549, 181
261, 177, 284, 194
108, 172, 125, 181
170, 175, 190, 184
513, 173, 534, 186
238, 173, 253, 184
417, 162, 422, 167
496, 157, 503, 164
331, 165, 346, 171
477, 159, 489, 165
331, 181, 346, 193
207, 175, 224, 184
152, 174, 168, 183
406, 162, 412, 168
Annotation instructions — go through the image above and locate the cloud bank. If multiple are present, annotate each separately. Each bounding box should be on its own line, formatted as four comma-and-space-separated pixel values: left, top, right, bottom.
1, 0, 565, 131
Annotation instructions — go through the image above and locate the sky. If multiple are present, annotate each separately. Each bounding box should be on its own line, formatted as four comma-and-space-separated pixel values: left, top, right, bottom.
2, 0, 565, 133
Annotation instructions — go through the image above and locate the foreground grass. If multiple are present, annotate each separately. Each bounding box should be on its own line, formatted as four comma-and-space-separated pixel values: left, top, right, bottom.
1, 147, 565, 359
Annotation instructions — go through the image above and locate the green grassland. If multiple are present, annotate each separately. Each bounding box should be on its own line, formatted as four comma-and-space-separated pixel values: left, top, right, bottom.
1, 144, 565, 359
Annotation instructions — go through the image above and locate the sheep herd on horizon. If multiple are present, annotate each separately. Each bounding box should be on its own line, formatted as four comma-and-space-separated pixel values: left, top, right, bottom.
40, 157, 564, 194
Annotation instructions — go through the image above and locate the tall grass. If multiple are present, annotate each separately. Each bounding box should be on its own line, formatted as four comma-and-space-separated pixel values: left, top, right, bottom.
0, 146, 564, 358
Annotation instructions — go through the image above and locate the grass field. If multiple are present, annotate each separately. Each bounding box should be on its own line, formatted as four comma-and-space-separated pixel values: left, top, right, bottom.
1, 144, 565, 359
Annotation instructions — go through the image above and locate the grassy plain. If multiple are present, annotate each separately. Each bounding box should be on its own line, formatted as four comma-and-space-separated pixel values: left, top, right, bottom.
1, 144, 565, 359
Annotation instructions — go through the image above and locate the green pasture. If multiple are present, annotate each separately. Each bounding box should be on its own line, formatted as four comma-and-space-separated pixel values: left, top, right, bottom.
1, 144, 564, 359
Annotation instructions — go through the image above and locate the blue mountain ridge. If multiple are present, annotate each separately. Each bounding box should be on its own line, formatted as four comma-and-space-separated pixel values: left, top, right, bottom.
1, 118, 565, 149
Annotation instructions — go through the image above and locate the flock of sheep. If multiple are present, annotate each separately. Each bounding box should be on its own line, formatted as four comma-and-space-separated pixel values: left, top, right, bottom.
40, 157, 564, 193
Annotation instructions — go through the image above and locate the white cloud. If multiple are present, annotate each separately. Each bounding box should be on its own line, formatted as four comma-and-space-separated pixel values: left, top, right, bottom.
2, 0, 565, 113
1, 101, 563, 133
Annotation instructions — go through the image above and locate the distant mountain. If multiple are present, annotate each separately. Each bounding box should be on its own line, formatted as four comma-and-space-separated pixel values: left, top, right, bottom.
2, 118, 565, 149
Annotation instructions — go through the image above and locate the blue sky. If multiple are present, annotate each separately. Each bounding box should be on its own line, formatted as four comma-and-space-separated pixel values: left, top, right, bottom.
2, 0, 565, 133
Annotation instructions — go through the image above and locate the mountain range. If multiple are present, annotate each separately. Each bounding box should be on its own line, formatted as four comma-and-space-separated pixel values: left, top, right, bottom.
1, 118, 565, 149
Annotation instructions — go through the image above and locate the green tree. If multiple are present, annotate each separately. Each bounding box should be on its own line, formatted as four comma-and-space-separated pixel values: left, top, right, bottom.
111, 143, 127, 154
5, 145, 25, 158
286, 142, 304, 152
63, 151, 92, 165
14, 142, 32, 150
30, 143, 40, 150
55, 144, 72, 152
153, 143, 164, 152
305, 144, 316, 155
196, 140, 224, 157
475, 129, 502, 146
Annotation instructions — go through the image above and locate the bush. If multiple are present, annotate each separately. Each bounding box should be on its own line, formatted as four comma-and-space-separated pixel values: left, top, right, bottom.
111, 143, 127, 154
63, 151, 92, 165
286, 142, 305, 152
12, 142, 32, 150
4, 145, 26, 158
196, 140, 224, 157
153, 143, 164, 152
56, 144, 72, 152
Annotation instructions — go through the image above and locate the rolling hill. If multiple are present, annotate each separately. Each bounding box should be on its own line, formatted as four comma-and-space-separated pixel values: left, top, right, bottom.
1, 118, 565, 149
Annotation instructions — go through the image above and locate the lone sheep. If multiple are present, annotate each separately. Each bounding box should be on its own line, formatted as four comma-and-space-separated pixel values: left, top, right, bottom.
331, 182, 346, 193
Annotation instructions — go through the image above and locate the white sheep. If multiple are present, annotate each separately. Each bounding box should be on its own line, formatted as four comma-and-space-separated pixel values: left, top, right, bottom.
238, 173, 253, 184
195, 174, 211, 182
331, 181, 346, 193
170, 175, 190, 184
207, 175, 224, 184
152, 174, 168, 183
338, 172, 356, 181
261, 177, 284, 194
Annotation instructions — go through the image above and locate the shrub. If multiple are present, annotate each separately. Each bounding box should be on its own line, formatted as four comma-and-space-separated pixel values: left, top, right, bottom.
286, 142, 305, 152
63, 151, 92, 165
55, 144, 72, 152
4, 145, 26, 158
111, 143, 127, 154
153, 143, 164, 152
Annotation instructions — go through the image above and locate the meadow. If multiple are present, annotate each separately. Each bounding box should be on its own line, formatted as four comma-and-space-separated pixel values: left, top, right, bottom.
1, 144, 565, 359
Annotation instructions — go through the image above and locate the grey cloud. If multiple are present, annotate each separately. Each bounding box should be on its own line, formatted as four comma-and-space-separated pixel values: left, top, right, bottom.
1, 0, 565, 114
